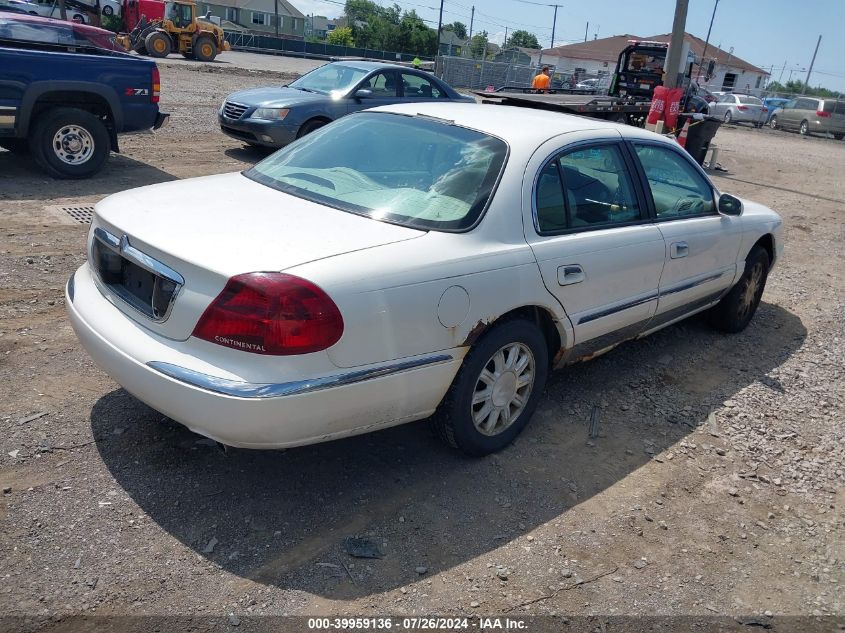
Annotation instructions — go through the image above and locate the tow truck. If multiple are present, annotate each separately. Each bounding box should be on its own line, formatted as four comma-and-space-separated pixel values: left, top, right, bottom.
478, 40, 698, 127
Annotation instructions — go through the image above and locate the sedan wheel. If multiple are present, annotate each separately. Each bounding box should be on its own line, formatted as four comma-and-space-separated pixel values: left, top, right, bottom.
724, 110, 732, 124
471, 342, 534, 436
769, 116, 778, 130
709, 246, 769, 333
430, 319, 549, 456
102, 4, 113, 14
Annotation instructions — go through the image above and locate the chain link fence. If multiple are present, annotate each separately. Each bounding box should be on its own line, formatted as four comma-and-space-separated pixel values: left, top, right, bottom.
435, 55, 612, 93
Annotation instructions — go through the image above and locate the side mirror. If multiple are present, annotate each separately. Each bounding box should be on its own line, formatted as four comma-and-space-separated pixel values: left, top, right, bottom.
718, 193, 743, 216
354, 89, 373, 99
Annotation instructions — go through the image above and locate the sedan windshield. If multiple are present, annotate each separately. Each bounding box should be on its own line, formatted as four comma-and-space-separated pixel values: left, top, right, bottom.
246, 113, 508, 231
289, 64, 369, 95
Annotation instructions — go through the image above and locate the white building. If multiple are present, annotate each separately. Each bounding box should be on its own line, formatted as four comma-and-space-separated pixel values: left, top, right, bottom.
532, 32, 770, 94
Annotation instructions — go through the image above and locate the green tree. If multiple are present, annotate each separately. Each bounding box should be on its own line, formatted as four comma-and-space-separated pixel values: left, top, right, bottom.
343, 0, 437, 54
766, 80, 843, 98
443, 21, 466, 39
505, 29, 540, 49
469, 30, 488, 59
327, 26, 354, 46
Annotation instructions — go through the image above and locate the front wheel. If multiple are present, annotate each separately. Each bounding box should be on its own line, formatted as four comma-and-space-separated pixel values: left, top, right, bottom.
145, 31, 171, 58
800, 120, 810, 136
296, 118, 328, 138
29, 107, 109, 179
709, 246, 770, 333
769, 116, 778, 130
430, 319, 549, 456
194, 36, 217, 62
102, 4, 113, 14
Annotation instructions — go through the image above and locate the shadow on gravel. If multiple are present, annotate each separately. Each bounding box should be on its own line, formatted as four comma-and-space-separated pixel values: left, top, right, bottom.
0, 149, 176, 201
90, 301, 806, 599
224, 145, 276, 165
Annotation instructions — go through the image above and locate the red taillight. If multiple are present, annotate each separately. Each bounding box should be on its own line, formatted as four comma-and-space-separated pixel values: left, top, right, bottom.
151, 66, 160, 104
192, 273, 344, 355
762, 106, 768, 113
817, 110, 831, 118
737, 105, 748, 111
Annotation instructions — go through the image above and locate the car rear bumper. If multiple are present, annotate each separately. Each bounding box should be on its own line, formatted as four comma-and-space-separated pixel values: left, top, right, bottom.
217, 114, 297, 148
67, 264, 463, 449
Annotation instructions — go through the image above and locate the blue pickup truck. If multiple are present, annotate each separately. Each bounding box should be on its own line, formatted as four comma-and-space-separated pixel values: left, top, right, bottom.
0, 13, 168, 178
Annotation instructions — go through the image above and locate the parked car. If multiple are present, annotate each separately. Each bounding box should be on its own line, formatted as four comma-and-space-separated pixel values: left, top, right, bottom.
768, 96, 845, 139
2, 0, 89, 22
0, 2, 30, 13
67, 103, 783, 455
762, 97, 790, 123
575, 78, 599, 90
218, 61, 474, 148
708, 93, 767, 126
0, 14, 168, 177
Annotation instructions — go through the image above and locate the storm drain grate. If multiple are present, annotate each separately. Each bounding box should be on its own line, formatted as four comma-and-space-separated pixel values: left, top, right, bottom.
60, 206, 95, 224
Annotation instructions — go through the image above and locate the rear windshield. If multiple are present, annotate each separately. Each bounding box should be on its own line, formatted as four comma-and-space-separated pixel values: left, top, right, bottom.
738, 96, 762, 105
246, 113, 508, 232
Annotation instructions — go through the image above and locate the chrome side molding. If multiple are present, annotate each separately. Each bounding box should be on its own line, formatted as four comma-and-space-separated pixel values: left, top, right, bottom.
147, 354, 454, 399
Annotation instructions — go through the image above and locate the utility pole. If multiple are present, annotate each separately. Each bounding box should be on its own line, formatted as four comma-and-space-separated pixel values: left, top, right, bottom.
469, 6, 474, 41
274, 0, 279, 37
777, 59, 787, 83
537, 4, 562, 70
584, 21, 588, 43
436, 0, 444, 57
664, 0, 689, 89
504, 26, 508, 48
696, 0, 719, 82
550, 4, 558, 49
802, 35, 821, 95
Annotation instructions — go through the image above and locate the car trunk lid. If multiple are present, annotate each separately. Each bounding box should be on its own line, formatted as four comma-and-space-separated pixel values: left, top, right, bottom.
90, 172, 424, 340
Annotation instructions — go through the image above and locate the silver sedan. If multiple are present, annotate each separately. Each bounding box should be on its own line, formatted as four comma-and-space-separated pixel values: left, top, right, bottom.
709, 93, 767, 127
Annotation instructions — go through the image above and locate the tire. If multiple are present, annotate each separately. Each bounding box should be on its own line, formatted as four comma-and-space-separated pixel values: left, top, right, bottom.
102, 4, 113, 14
833, 133, 844, 140
145, 31, 171, 58
800, 120, 810, 136
0, 138, 29, 154
429, 319, 549, 456
769, 115, 778, 130
29, 107, 109, 179
193, 36, 217, 62
709, 246, 770, 334
296, 118, 329, 138
723, 110, 732, 124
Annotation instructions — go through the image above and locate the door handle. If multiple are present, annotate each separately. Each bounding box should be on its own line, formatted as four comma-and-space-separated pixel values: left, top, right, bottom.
670, 241, 689, 259
558, 265, 585, 286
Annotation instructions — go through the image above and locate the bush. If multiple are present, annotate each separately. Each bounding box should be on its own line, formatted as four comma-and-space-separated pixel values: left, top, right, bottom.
100, 14, 124, 33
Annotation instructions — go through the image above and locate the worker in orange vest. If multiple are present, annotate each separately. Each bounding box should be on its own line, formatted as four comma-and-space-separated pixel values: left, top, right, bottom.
532, 66, 551, 92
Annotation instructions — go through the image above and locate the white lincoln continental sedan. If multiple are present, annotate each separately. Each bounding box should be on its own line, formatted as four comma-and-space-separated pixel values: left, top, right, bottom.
67, 103, 783, 455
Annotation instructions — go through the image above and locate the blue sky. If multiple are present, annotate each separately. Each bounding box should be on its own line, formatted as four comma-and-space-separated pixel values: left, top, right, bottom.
295, 0, 845, 92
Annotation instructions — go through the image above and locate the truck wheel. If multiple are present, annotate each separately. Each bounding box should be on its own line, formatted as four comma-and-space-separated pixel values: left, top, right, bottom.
102, 4, 113, 14
29, 108, 109, 179
145, 31, 171, 58
194, 36, 217, 62
0, 139, 29, 154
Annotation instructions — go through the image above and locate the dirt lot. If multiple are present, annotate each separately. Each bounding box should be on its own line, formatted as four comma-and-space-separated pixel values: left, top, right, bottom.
1, 62, 844, 631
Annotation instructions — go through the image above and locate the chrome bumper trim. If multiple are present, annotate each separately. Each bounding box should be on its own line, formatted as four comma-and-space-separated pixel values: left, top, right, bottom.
147, 354, 454, 399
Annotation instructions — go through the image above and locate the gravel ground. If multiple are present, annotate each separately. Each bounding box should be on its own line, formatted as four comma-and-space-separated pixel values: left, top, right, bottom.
0, 63, 843, 632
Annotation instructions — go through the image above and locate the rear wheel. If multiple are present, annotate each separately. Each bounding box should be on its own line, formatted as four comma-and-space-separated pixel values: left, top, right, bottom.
102, 4, 113, 14
799, 120, 810, 136
193, 36, 217, 62
833, 133, 844, 140
709, 246, 770, 333
430, 319, 549, 456
723, 110, 732, 124
145, 31, 171, 58
769, 115, 778, 130
29, 107, 109, 179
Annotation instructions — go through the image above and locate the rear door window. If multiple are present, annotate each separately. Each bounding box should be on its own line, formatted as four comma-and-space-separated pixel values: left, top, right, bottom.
795, 98, 818, 111
534, 144, 642, 233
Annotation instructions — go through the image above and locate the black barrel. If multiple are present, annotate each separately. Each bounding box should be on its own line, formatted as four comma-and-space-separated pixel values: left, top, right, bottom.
678, 115, 722, 165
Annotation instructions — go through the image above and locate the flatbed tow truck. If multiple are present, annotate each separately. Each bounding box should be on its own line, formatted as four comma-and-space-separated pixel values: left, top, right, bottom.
476, 40, 694, 127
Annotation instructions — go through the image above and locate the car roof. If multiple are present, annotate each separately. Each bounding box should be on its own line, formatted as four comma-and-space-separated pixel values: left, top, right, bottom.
0, 11, 115, 36
369, 101, 672, 147
330, 60, 415, 72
